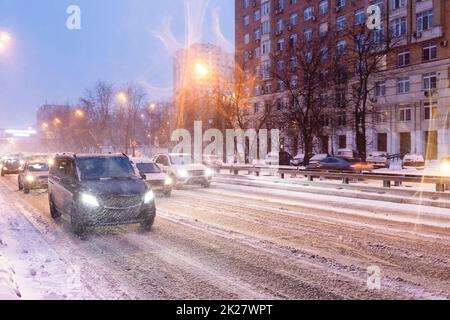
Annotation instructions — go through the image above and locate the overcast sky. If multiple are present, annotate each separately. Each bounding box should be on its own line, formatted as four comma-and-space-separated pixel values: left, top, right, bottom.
0, 0, 235, 129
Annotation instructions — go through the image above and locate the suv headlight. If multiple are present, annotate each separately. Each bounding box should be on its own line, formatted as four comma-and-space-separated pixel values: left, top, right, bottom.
144, 190, 155, 204
26, 175, 35, 183
80, 193, 100, 208
165, 177, 173, 185
205, 168, 214, 177
177, 169, 189, 178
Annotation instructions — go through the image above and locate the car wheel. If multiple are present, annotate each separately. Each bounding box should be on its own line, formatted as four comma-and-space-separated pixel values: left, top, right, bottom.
71, 204, 86, 236
1, 171, 4, 177
49, 196, 61, 219
18, 177, 23, 190
140, 211, 156, 232
24, 184, 30, 194
202, 182, 211, 188
163, 190, 172, 197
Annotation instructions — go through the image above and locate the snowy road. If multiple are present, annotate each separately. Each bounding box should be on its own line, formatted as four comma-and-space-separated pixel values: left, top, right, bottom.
1, 175, 450, 300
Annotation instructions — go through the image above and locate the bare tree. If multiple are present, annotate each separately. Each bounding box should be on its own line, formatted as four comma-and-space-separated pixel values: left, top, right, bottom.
340, 21, 396, 161
271, 34, 336, 165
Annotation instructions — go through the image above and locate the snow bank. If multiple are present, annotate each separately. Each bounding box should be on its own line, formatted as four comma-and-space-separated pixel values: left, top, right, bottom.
0, 252, 21, 300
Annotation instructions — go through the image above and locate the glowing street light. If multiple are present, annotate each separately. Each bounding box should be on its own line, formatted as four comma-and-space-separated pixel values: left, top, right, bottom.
117, 92, 128, 103
149, 103, 156, 110
195, 63, 209, 77
41, 123, 49, 130
53, 118, 62, 126
75, 109, 84, 118
0, 31, 11, 52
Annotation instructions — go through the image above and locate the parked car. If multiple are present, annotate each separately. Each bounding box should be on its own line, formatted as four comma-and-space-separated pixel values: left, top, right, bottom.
18, 161, 49, 193
290, 154, 306, 167
48, 153, 156, 235
439, 156, 450, 176
131, 158, 173, 197
1, 157, 22, 176
367, 151, 390, 169
402, 154, 425, 170
153, 153, 213, 188
265, 151, 293, 166
306, 156, 374, 173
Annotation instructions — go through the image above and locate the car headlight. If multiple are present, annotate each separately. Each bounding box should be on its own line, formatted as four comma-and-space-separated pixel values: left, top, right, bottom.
441, 162, 450, 175
144, 190, 155, 204
20, 160, 25, 165
3, 167, 7, 171
177, 169, 189, 178
165, 177, 173, 185
80, 193, 100, 208
25, 175, 35, 183
205, 168, 214, 177
48, 158, 55, 166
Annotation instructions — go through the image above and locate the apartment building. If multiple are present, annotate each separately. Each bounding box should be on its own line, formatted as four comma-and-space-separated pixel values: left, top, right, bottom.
235, 0, 450, 160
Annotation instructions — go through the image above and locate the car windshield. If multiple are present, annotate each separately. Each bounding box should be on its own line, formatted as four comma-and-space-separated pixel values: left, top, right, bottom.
136, 163, 161, 174
28, 163, 49, 172
77, 157, 137, 180
170, 155, 192, 165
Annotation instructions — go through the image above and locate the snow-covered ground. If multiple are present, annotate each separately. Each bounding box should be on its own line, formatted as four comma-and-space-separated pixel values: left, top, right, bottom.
1, 174, 450, 300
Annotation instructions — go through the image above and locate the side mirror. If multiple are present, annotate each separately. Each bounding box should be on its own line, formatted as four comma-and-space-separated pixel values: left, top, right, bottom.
140, 174, 146, 180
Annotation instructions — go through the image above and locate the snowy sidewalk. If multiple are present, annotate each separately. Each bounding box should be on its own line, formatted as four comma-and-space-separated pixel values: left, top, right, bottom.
0, 244, 21, 300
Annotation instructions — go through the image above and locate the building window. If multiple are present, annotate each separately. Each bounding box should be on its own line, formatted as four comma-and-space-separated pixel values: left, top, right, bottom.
337, 0, 346, 8
339, 135, 347, 149
277, 60, 285, 71
262, 1, 270, 15
336, 40, 346, 55
397, 77, 410, 94
336, 91, 346, 109
336, 16, 346, 31
262, 21, 270, 34
277, 81, 285, 92
243, 15, 250, 26
319, 22, 328, 37
378, 133, 388, 152
319, 1, 328, 15
262, 40, 270, 55
391, 17, 407, 37
290, 13, 298, 26
390, 0, 406, 10
277, 39, 285, 51
304, 29, 312, 42
290, 56, 298, 68
243, 0, 250, 9
423, 72, 437, 90
399, 107, 411, 122
423, 44, 437, 62
244, 34, 250, 45
304, 7, 313, 21
375, 81, 386, 97
277, 19, 284, 32
290, 75, 298, 88
424, 102, 438, 120
417, 11, 433, 33
254, 10, 261, 21
289, 34, 298, 47
398, 49, 410, 67
355, 9, 365, 25
276, 0, 285, 10
338, 115, 347, 127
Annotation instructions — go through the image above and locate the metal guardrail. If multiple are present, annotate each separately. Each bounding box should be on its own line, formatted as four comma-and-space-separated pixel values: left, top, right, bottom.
217, 165, 450, 193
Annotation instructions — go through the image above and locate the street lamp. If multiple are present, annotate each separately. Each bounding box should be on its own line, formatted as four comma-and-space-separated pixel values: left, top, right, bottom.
117, 92, 128, 104
195, 63, 209, 78
75, 109, 84, 118
0, 31, 11, 52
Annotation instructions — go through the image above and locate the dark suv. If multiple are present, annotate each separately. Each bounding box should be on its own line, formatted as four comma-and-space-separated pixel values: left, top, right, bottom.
48, 154, 156, 235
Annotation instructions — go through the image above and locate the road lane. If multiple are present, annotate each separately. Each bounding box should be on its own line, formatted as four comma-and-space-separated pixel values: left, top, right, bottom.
1, 175, 449, 299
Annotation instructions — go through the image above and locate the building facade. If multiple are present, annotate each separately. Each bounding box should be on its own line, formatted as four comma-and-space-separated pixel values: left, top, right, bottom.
235, 0, 450, 160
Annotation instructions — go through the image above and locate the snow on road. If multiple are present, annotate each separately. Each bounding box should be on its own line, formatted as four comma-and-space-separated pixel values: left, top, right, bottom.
0, 174, 449, 300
